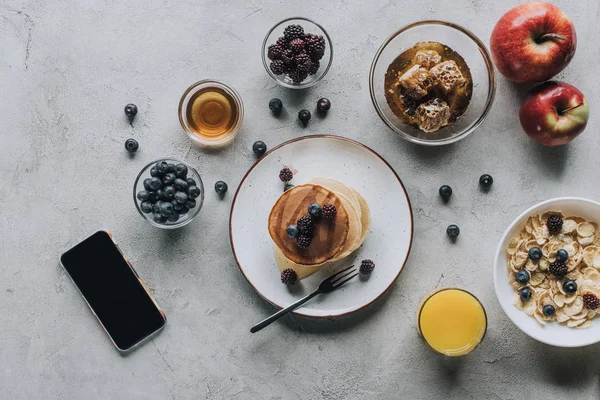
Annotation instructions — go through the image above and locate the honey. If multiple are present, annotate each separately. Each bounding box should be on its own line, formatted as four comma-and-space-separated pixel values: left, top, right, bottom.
185, 87, 240, 141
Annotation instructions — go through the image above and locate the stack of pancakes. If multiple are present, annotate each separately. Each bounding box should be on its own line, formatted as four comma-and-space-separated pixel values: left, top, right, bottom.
268, 178, 370, 279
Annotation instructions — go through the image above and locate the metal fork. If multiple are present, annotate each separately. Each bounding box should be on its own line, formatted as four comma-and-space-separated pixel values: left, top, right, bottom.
250, 265, 358, 333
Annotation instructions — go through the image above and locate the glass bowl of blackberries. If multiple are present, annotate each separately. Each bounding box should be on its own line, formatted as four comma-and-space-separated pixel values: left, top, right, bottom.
134, 159, 204, 229
262, 17, 333, 89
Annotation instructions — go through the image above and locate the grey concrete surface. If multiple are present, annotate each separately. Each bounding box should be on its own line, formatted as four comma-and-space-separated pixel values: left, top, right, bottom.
1, 0, 599, 399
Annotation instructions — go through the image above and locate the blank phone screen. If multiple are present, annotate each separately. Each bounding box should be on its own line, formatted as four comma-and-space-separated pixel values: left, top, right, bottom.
60, 231, 165, 350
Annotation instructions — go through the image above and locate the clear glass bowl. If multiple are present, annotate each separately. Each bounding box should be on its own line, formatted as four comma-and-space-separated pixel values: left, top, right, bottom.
262, 17, 333, 89
369, 21, 496, 146
133, 159, 204, 229
178, 80, 244, 147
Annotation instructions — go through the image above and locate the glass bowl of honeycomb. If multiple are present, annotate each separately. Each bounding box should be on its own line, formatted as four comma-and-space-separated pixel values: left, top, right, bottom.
369, 21, 496, 146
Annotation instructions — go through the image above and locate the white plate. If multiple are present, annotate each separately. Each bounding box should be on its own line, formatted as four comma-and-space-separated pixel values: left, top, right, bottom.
230, 135, 413, 318
493, 197, 600, 347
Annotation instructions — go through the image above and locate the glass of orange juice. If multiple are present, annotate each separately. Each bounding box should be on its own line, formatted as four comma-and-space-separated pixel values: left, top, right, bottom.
417, 288, 487, 356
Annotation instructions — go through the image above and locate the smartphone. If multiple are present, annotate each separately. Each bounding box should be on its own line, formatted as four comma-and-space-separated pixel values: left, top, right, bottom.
60, 231, 166, 352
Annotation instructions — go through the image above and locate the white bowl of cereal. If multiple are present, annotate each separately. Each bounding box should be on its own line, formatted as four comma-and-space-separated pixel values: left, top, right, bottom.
494, 197, 600, 347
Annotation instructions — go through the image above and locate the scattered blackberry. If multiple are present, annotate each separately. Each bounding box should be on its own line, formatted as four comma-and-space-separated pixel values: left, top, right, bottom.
297, 215, 314, 235
360, 259, 375, 275
289, 38, 305, 53
547, 215, 563, 234
289, 69, 308, 84
270, 60, 285, 75
279, 167, 293, 182
322, 204, 337, 220
296, 235, 312, 249
583, 292, 600, 310
283, 24, 304, 41
276, 37, 288, 47
280, 268, 298, 286
549, 260, 567, 278
268, 44, 285, 60
308, 60, 320, 75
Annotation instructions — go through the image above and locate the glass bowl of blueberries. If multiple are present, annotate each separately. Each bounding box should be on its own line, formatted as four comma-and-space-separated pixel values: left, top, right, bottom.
134, 159, 204, 229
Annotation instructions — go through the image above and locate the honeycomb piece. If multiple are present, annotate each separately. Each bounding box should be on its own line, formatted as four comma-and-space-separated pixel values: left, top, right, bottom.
398, 65, 433, 100
429, 60, 466, 94
413, 50, 442, 69
415, 98, 450, 133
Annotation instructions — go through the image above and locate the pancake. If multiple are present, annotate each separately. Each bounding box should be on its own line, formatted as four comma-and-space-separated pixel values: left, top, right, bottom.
273, 246, 324, 279
329, 191, 363, 262
268, 184, 350, 265
352, 188, 371, 248
309, 177, 362, 218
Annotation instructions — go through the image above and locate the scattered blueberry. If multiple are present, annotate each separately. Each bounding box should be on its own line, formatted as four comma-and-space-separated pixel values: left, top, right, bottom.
253, 141, 267, 157
124, 104, 138, 120
479, 174, 493, 188
519, 287, 532, 301
516, 270, 530, 284
446, 224, 460, 238
215, 181, 228, 196
563, 280, 577, 294
188, 185, 201, 199
174, 178, 189, 191
125, 138, 139, 153
528, 247, 542, 261
298, 109, 311, 124
542, 304, 555, 317
269, 98, 283, 113
140, 201, 153, 214
156, 161, 169, 174
185, 199, 196, 209
284, 183, 294, 192
174, 191, 188, 204
317, 98, 331, 112
163, 186, 175, 200
308, 203, 322, 217
175, 163, 188, 178
556, 249, 569, 262
137, 190, 150, 201
143, 178, 152, 191
439, 185, 452, 201
286, 225, 299, 239
149, 177, 162, 191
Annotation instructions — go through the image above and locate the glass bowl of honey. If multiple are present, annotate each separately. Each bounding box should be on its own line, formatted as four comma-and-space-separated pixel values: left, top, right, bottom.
369, 21, 496, 146
178, 80, 244, 147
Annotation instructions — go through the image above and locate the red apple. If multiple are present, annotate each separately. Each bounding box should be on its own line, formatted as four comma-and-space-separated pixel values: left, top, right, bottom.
519, 81, 589, 146
491, 2, 577, 83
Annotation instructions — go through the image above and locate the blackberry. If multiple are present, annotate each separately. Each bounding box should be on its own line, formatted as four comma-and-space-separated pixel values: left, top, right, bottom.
298, 59, 314, 73
547, 215, 563, 234
360, 259, 375, 275
308, 60, 320, 75
297, 215, 314, 236
289, 69, 308, 84
280, 268, 298, 286
283, 24, 304, 41
295, 52, 310, 66
279, 167, 293, 182
305, 34, 325, 60
296, 235, 312, 249
583, 293, 600, 310
270, 60, 285, 75
281, 49, 295, 65
268, 44, 285, 60
276, 36, 288, 47
289, 38, 305, 53
322, 204, 337, 220
549, 260, 567, 278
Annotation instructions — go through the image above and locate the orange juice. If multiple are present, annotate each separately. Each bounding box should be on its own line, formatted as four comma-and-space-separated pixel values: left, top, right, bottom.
417, 288, 487, 356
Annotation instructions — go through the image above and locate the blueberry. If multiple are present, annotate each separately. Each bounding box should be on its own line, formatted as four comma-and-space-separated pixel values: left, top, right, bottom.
186, 178, 197, 186
175, 164, 188, 178
153, 213, 164, 223
284, 184, 294, 192
149, 177, 162, 190
167, 212, 180, 222
528, 247, 542, 261
163, 186, 175, 200
317, 98, 331, 112
215, 181, 228, 195
516, 270, 530, 284
269, 98, 283, 113
188, 185, 201, 199
162, 173, 176, 185
148, 191, 159, 202
253, 141, 267, 157
150, 166, 158, 177
439, 185, 452, 201
140, 201, 153, 214
171, 200, 183, 211
174, 178, 189, 191
124, 104, 138, 120
542, 304, 555, 317
167, 163, 177, 173
143, 178, 152, 190
159, 201, 174, 217
563, 280, 578, 294
156, 189, 164, 200
156, 161, 169, 174
308, 203, 322, 217
286, 225, 299, 239
556, 249, 569, 262
446, 224, 460, 238
180, 206, 190, 215
298, 109, 311, 124
479, 174, 493, 188
519, 287, 532, 301
137, 190, 150, 201
153, 202, 162, 214
125, 138, 139, 153
174, 191, 188, 204
185, 199, 196, 209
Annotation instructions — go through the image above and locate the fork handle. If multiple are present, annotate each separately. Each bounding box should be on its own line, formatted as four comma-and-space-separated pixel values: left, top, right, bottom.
250, 291, 320, 333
